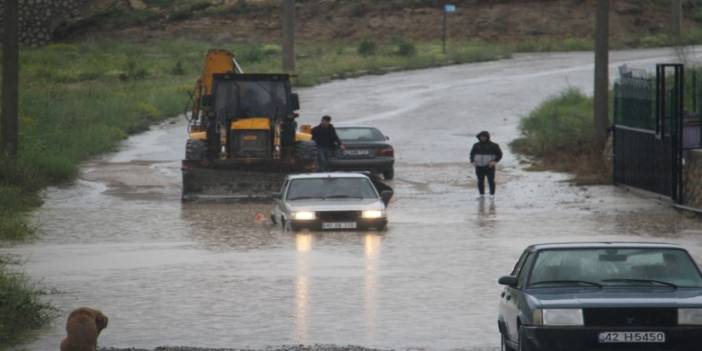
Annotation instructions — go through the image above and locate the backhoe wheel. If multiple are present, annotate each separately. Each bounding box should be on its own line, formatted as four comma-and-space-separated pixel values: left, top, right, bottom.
185, 139, 206, 161
383, 168, 395, 180
295, 141, 318, 161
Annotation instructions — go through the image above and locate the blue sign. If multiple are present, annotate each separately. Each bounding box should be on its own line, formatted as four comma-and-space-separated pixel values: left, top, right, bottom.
444, 4, 456, 13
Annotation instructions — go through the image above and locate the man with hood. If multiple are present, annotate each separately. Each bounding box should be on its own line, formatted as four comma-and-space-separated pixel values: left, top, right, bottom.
312, 115, 345, 172
470, 131, 503, 199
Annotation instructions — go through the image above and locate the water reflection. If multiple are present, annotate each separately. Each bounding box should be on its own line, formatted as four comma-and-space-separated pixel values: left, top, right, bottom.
477, 199, 497, 232
295, 234, 312, 343
180, 203, 284, 250
364, 234, 382, 341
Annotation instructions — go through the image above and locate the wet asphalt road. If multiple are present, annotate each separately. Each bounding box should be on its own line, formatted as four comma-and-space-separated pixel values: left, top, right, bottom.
4, 48, 702, 351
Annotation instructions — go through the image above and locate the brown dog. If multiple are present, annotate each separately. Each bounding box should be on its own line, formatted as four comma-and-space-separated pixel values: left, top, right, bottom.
60, 307, 108, 351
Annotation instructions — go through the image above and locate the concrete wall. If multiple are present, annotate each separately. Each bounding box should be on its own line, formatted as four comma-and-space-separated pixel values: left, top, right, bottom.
0, 0, 89, 47
685, 149, 702, 209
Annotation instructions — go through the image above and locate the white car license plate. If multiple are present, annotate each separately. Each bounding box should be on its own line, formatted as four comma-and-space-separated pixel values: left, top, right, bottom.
598, 331, 665, 343
322, 222, 357, 230
344, 149, 370, 156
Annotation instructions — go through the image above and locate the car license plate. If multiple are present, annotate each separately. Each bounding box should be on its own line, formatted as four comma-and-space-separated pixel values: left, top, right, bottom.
322, 222, 357, 230
243, 135, 258, 141
344, 149, 370, 156
598, 331, 665, 343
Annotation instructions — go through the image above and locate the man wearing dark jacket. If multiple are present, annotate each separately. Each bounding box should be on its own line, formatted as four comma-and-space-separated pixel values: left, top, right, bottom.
311, 115, 345, 172
470, 131, 503, 199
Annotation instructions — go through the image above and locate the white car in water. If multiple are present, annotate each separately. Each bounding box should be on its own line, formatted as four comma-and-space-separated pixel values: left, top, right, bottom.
270, 172, 393, 231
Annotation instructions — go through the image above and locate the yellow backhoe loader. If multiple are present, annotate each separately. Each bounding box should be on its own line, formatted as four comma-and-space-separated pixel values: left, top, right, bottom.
182, 49, 316, 201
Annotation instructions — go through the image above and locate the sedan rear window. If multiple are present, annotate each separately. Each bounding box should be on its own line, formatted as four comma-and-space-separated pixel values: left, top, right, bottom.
286, 178, 378, 200
336, 127, 386, 142
528, 248, 702, 288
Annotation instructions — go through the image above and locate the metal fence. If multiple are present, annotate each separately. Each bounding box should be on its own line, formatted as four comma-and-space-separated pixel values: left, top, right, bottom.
613, 64, 685, 202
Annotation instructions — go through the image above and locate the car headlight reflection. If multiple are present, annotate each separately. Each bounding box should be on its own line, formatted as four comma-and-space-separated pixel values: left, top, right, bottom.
534, 309, 584, 326
291, 211, 316, 221
679, 308, 702, 325
362, 210, 386, 219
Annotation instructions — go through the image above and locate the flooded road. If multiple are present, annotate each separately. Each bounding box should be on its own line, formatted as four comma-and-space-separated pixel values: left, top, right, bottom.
5, 48, 702, 351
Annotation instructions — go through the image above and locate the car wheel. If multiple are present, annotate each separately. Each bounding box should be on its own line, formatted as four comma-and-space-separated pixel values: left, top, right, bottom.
383, 168, 394, 180
517, 325, 531, 351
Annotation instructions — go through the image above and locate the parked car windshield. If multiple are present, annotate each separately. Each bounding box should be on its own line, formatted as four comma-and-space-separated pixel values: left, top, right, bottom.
528, 248, 702, 288
336, 127, 386, 142
286, 177, 378, 200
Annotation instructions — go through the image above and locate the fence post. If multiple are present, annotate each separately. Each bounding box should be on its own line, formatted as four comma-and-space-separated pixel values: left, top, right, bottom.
593, 0, 610, 148
282, 0, 296, 73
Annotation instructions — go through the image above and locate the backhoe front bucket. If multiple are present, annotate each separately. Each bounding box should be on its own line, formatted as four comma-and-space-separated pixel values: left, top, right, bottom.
181, 160, 314, 202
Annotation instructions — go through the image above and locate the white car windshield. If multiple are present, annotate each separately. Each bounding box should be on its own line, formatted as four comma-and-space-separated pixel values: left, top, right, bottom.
528, 248, 702, 288
287, 178, 378, 200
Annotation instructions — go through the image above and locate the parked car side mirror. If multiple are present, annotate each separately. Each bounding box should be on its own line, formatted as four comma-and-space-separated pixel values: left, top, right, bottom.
385, 136, 390, 140
272, 192, 282, 200
380, 190, 393, 206
498, 275, 518, 287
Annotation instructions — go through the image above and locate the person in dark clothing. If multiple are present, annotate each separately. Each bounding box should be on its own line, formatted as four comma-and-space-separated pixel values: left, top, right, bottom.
311, 115, 345, 172
470, 131, 503, 199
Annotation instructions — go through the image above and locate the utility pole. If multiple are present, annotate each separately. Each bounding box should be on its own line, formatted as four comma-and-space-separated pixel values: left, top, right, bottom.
282, 0, 295, 73
593, 0, 610, 148
2, 0, 19, 159
672, 0, 682, 41
442, 8, 447, 54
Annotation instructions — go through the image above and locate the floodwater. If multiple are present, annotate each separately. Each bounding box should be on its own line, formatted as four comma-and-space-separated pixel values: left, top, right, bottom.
4, 48, 702, 351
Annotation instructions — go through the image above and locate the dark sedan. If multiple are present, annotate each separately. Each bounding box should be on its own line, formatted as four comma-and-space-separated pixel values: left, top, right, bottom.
498, 242, 702, 351
329, 126, 395, 180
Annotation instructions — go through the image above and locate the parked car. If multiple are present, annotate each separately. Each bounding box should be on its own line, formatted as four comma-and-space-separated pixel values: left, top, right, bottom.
498, 242, 702, 351
329, 126, 395, 180
270, 172, 393, 231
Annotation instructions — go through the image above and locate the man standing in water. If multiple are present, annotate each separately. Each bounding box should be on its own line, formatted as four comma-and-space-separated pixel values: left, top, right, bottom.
470, 131, 503, 199
311, 115, 345, 172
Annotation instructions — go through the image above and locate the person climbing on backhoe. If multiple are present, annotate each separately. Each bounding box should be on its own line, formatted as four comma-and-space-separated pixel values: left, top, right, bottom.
470, 131, 503, 199
312, 115, 345, 172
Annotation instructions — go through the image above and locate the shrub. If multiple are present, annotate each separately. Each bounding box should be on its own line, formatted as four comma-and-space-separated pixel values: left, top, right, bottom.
395, 40, 417, 57
189, 1, 212, 12
138, 101, 162, 122
169, 8, 193, 21
124, 59, 149, 81
171, 59, 186, 75
0, 268, 55, 345
513, 88, 595, 157
238, 43, 267, 64
357, 40, 378, 57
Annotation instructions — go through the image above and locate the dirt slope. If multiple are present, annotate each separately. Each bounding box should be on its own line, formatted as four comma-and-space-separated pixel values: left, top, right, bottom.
57, 0, 702, 44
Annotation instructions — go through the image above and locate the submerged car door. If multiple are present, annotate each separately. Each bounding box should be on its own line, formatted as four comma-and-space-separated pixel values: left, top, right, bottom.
501, 250, 531, 343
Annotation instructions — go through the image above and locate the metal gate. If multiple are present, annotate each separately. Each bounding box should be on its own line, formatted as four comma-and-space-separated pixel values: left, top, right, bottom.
613, 64, 684, 202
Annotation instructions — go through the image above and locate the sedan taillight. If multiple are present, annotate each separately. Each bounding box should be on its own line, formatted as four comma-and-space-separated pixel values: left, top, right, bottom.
379, 147, 394, 157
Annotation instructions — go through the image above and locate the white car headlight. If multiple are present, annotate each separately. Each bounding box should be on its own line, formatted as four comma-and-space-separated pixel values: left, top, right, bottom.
291, 211, 316, 220
679, 308, 702, 325
535, 309, 584, 326
362, 210, 386, 219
